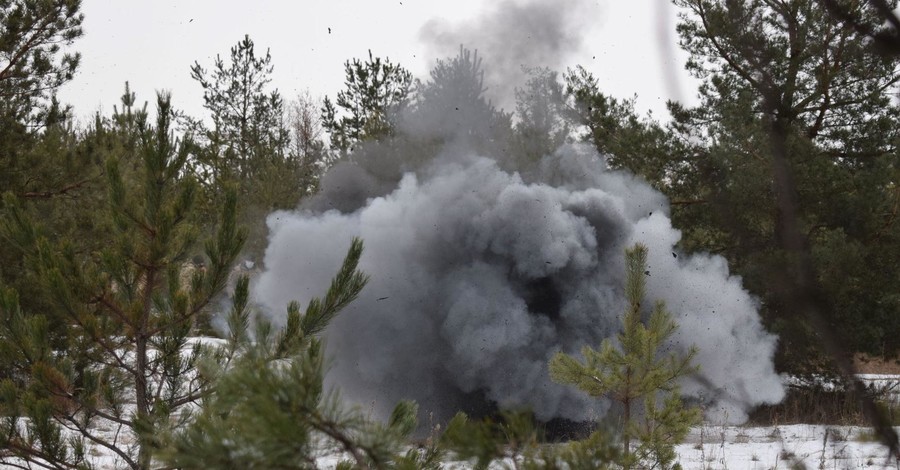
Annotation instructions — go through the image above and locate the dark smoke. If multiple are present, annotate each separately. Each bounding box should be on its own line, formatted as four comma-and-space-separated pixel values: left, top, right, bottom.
254, 142, 784, 424
250, 3, 784, 426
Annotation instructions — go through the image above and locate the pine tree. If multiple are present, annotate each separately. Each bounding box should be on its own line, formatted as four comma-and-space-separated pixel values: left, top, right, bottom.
0, 93, 245, 470
0, 0, 83, 126
441, 410, 620, 469
669, 0, 900, 364
670, 0, 900, 454
562, 65, 678, 190
549, 244, 700, 470
0, 0, 91, 236
154, 240, 444, 470
512, 67, 569, 166
321, 50, 413, 154
406, 46, 513, 161
189, 35, 307, 258
189, 34, 289, 182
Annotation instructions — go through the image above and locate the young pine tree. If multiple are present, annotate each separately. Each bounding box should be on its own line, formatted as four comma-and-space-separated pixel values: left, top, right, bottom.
549, 243, 700, 470
0, 93, 245, 470
189, 34, 289, 182
441, 410, 620, 469
154, 242, 438, 469
321, 50, 413, 154
189, 35, 309, 258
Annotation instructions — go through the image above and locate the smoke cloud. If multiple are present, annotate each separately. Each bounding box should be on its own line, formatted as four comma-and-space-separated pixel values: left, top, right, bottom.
253, 144, 784, 425
419, 0, 598, 110
249, 6, 784, 426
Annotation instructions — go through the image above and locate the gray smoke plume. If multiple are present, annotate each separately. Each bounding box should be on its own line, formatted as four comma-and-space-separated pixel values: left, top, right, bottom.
253, 143, 785, 424
419, 0, 597, 110
250, 10, 784, 425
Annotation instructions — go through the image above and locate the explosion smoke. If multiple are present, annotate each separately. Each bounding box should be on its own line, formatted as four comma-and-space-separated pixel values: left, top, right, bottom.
251, 1, 785, 426
419, 0, 598, 109
254, 143, 784, 424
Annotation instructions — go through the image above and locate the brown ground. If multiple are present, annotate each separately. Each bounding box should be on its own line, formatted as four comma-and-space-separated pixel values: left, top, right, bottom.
853, 353, 900, 375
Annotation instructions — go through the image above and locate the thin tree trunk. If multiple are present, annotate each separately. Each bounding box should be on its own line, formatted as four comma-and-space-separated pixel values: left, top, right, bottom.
134, 267, 158, 470
623, 367, 632, 470
134, 333, 151, 470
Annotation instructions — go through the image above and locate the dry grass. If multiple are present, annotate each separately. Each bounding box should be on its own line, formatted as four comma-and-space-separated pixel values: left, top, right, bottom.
853, 354, 900, 375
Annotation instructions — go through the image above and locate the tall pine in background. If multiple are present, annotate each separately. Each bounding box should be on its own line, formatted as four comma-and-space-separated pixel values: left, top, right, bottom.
561, 0, 900, 373
322, 50, 413, 154
189, 34, 288, 183
668, 0, 900, 369
189, 35, 310, 257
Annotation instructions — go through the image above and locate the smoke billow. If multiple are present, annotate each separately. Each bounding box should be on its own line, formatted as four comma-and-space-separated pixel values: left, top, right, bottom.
249, 3, 784, 426
419, 0, 598, 109
254, 142, 784, 424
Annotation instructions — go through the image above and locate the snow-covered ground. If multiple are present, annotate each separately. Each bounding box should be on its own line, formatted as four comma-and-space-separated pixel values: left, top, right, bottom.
11, 413, 900, 469
6, 349, 897, 469
675, 425, 898, 470
314, 425, 900, 469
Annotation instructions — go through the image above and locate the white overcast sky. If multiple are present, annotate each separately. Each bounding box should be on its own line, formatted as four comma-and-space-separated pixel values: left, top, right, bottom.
58, 0, 700, 124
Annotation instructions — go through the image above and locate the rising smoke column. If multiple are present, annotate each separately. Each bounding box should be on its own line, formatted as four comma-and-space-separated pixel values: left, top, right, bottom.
251, 0, 784, 425
419, 0, 599, 109
253, 143, 785, 424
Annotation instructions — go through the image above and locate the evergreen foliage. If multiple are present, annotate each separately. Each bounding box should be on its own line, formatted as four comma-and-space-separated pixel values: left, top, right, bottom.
189, 35, 312, 257
189, 34, 289, 182
322, 50, 413, 154
670, 0, 900, 368
0, 94, 246, 470
442, 410, 620, 469
442, 411, 544, 470
549, 244, 700, 470
156, 239, 441, 470
0, 82, 156, 356
406, 46, 513, 161
0, 0, 90, 250
0, 0, 83, 125
563, 65, 679, 189
6, 1, 900, 466
511, 67, 570, 168
415, 46, 493, 125
666, 0, 900, 453
561, 0, 900, 371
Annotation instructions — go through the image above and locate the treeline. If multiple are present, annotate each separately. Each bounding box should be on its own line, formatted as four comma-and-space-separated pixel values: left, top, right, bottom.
1, 0, 899, 468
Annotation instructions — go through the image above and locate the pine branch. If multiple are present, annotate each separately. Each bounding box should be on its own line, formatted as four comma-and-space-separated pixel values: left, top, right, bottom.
0, 4, 61, 82
20, 178, 92, 200
0, 440, 76, 470
57, 414, 137, 469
